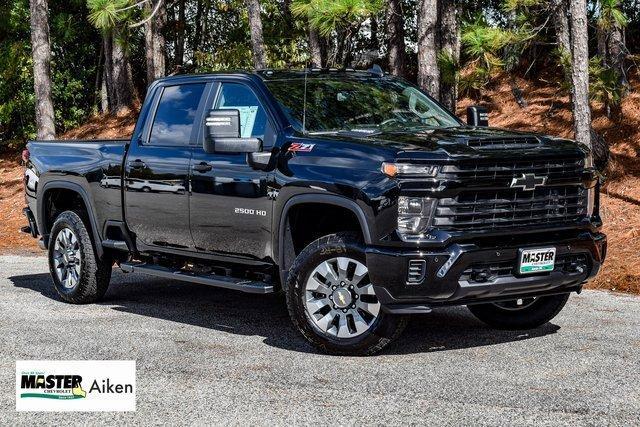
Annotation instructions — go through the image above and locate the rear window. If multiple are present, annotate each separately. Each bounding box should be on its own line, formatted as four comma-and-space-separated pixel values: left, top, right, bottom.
149, 83, 206, 145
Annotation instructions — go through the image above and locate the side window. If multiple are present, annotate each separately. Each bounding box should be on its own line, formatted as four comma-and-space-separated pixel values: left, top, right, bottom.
214, 83, 274, 146
149, 83, 206, 145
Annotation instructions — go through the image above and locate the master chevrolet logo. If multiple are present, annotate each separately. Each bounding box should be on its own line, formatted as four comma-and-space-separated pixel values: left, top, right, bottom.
510, 173, 547, 191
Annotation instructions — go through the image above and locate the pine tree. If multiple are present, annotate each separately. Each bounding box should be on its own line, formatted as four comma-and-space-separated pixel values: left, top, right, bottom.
30, 0, 56, 139
570, 0, 591, 148
417, 0, 439, 98
386, 0, 406, 77
246, 0, 268, 69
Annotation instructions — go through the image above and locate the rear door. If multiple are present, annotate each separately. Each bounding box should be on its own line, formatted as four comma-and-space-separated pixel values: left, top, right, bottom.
124, 82, 208, 251
189, 81, 277, 261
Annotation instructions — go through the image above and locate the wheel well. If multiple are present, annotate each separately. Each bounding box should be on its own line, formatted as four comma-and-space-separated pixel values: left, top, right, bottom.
43, 188, 89, 234
286, 203, 364, 256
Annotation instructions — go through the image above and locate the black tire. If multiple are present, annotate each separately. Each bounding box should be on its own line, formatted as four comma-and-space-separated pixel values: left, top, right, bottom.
48, 210, 112, 304
285, 232, 408, 356
467, 293, 570, 330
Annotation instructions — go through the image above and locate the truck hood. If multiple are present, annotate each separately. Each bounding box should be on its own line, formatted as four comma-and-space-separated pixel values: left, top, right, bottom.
320, 126, 587, 159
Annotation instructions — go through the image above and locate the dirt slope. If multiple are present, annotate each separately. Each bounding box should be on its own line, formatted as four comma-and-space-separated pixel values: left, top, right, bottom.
1, 78, 638, 293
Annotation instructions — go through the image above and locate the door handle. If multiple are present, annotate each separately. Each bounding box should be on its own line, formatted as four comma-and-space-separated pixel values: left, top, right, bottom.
192, 162, 213, 173
128, 159, 146, 169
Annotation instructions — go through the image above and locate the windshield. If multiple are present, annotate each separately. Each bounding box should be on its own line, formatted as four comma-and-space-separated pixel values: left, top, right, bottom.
265, 76, 461, 133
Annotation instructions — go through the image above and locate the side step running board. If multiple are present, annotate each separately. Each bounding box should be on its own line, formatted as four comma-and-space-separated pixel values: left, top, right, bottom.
102, 239, 129, 251
119, 262, 275, 294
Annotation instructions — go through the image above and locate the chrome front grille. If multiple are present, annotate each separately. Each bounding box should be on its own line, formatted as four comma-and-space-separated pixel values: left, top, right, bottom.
434, 186, 588, 230
422, 156, 590, 231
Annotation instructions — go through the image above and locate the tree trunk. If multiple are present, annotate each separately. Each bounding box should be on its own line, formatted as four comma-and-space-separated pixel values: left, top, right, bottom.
175, 0, 185, 66
111, 34, 135, 113
194, 0, 203, 54
608, 27, 627, 86
309, 26, 323, 68
100, 69, 109, 113
551, 0, 571, 55
152, 1, 167, 79
245, 0, 267, 69
144, 3, 155, 86
438, 0, 459, 112
569, 0, 591, 148
386, 0, 406, 77
29, 0, 55, 140
370, 15, 379, 51
103, 33, 115, 111
282, 0, 292, 31
341, 23, 360, 67
417, 0, 439, 98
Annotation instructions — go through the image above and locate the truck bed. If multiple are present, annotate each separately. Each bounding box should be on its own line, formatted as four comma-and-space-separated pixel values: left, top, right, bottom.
25, 139, 129, 241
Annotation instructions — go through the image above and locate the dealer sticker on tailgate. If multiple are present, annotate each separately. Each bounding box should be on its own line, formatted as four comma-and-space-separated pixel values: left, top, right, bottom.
518, 247, 556, 274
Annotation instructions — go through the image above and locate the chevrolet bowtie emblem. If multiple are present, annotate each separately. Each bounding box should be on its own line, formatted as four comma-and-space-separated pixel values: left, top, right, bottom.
338, 293, 346, 305
510, 173, 547, 191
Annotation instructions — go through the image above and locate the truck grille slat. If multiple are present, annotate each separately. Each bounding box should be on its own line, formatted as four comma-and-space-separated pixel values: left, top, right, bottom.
467, 137, 540, 149
440, 159, 584, 182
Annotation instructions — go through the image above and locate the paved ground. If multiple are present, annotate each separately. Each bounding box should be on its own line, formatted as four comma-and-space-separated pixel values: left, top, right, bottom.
1, 255, 639, 426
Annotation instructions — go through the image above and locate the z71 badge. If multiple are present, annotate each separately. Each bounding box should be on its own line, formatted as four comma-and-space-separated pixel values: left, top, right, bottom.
288, 143, 315, 153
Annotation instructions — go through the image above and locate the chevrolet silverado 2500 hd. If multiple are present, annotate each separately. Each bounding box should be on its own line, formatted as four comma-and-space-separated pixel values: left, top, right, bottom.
22, 69, 607, 355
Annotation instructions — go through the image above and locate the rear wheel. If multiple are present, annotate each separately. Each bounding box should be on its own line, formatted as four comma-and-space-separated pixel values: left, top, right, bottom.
48, 211, 112, 304
467, 293, 570, 329
285, 233, 407, 355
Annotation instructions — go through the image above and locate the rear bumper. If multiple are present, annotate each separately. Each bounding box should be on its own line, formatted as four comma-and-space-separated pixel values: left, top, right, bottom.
366, 231, 607, 313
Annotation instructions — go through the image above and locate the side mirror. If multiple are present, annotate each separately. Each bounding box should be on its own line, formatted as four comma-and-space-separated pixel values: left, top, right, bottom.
204, 109, 262, 153
466, 106, 489, 127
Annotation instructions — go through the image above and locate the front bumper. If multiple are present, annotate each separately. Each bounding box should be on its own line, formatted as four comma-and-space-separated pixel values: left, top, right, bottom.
366, 231, 607, 313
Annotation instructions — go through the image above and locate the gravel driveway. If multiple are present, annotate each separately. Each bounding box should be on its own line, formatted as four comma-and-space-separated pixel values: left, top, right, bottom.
1, 255, 639, 425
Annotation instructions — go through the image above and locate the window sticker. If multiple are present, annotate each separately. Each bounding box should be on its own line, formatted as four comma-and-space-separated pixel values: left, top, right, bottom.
221, 106, 258, 138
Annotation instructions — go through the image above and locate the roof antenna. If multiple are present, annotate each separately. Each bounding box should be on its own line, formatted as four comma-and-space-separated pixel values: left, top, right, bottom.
302, 65, 309, 134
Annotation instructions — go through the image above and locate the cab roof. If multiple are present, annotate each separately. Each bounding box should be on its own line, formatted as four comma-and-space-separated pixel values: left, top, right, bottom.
155, 67, 386, 84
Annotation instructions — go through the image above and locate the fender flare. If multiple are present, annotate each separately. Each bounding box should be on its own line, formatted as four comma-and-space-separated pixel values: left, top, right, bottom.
37, 180, 104, 258
276, 194, 373, 282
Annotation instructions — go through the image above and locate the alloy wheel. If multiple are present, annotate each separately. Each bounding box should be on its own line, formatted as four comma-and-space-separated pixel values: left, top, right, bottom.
52, 227, 82, 289
304, 257, 380, 338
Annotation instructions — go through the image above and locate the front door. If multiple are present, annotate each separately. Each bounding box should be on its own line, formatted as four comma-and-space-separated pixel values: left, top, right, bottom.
189, 81, 276, 261
125, 82, 207, 250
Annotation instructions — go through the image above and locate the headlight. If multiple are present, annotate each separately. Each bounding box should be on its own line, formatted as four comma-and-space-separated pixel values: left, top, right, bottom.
397, 196, 436, 238
382, 163, 439, 177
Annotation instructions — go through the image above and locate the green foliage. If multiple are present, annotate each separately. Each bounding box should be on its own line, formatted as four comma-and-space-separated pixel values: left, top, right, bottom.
597, 0, 628, 30
437, 50, 459, 87
458, 67, 490, 99
589, 56, 624, 107
0, 0, 100, 148
87, 0, 129, 30
461, 17, 512, 71
291, 0, 383, 37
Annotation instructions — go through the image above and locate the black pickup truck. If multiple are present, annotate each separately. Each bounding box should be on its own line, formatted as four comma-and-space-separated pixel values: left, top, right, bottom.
22, 69, 607, 355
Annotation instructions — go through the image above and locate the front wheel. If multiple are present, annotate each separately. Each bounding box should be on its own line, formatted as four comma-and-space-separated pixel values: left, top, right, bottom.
285, 233, 407, 356
48, 211, 112, 304
467, 293, 570, 330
